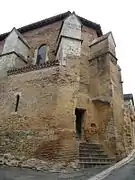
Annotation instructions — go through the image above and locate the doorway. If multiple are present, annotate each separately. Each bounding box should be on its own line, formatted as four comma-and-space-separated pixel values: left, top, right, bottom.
75, 108, 85, 139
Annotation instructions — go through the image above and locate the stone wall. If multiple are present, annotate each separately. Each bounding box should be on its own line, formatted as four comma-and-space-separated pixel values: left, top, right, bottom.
0, 53, 27, 77
88, 32, 126, 159
0, 40, 4, 54
56, 13, 82, 65
0, 55, 82, 162
23, 21, 63, 62
88, 53, 116, 156
0, 21, 63, 61
0, 20, 85, 163
0, 67, 58, 157
75, 26, 98, 143
0, 29, 31, 75
110, 58, 125, 159
123, 105, 135, 155
0, 14, 134, 166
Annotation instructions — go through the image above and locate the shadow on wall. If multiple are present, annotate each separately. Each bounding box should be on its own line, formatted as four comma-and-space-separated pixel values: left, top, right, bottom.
35, 130, 76, 161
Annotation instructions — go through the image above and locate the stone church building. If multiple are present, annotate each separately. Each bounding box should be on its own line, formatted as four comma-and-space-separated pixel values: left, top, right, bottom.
0, 11, 134, 168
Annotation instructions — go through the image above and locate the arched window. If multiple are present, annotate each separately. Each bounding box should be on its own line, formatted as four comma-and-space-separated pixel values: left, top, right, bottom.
36, 44, 47, 65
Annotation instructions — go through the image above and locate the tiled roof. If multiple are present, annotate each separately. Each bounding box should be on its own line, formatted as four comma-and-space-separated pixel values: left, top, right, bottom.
7, 60, 59, 76
124, 94, 133, 100
0, 11, 102, 41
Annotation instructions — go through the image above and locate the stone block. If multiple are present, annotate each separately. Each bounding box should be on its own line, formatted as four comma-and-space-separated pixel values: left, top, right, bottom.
89, 32, 116, 60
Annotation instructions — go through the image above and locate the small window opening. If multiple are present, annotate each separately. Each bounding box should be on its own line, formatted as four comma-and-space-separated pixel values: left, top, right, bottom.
36, 44, 47, 65
15, 94, 20, 112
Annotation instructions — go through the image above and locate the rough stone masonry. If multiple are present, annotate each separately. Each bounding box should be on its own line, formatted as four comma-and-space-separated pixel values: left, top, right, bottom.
0, 11, 134, 170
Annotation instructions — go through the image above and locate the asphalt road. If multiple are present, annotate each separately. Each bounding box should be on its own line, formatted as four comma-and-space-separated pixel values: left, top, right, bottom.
0, 166, 107, 180
104, 159, 135, 180
2, 159, 135, 180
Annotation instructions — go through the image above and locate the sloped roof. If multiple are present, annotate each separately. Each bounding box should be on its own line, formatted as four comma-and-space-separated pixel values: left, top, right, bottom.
89, 31, 116, 47
124, 94, 133, 100
0, 11, 102, 41
11, 27, 30, 48
124, 94, 134, 106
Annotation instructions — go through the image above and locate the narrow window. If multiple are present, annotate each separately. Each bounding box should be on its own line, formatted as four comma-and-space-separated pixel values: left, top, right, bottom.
15, 94, 20, 112
75, 108, 85, 139
36, 44, 47, 65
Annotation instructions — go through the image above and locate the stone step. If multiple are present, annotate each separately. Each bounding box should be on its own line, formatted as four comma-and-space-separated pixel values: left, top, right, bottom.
79, 146, 101, 150
80, 144, 101, 149
80, 143, 101, 146
79, 153, 108, 158
79, 157, 115, 163
79, 149, 104, 153
79, 161, 112, 168
79, 143, 115, 168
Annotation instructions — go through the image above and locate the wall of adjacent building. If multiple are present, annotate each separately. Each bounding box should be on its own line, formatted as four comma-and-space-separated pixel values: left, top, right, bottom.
123, 105, 135, 155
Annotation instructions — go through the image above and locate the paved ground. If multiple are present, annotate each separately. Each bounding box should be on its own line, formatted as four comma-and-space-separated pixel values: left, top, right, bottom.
2, 159, 135, 180
0, 166, 108, 180
104, 159, 135, 180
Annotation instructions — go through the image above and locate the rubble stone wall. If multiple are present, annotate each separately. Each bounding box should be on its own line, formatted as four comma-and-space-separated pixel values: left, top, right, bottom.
123, 105, 135, 155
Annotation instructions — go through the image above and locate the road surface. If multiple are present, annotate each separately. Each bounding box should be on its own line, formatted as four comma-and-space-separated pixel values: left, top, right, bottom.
0, 166, 107, 180
1, 159, 135, 180
104, 159, 135, 180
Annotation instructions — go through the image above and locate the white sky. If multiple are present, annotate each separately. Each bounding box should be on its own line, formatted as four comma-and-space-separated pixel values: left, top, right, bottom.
0, 0, 134, 97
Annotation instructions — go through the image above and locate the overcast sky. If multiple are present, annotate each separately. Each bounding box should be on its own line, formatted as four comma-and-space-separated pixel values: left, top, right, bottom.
0, 0, 134, 97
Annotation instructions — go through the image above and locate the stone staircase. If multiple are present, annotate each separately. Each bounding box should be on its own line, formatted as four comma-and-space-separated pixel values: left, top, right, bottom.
79, 142, 115, 168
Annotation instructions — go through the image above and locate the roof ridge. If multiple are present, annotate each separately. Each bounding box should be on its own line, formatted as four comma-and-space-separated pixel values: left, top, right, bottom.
18, 11, 71, 33
0, 11, 102, 41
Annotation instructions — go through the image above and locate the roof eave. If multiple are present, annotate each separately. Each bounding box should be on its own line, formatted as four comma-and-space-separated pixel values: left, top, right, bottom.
0, 11, 102, 41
